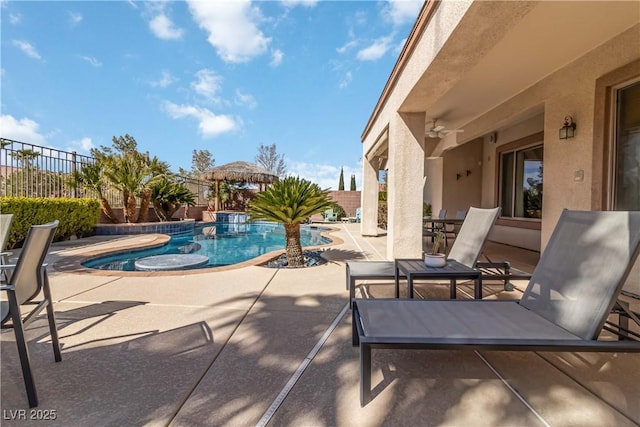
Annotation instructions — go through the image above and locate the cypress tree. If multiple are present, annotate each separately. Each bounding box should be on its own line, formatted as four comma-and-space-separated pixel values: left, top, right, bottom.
350, 174, 356, 191
338, 167, 345, 190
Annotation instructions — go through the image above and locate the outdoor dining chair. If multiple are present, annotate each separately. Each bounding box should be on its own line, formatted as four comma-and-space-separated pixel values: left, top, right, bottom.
1, 213, 14, 281
1, 220, 61, 407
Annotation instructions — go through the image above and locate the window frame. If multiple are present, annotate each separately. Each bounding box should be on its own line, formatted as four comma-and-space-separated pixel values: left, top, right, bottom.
609, 77, 640, 211
494, 131, 544, 230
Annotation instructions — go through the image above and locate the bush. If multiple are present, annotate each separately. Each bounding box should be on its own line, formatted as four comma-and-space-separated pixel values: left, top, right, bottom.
0, 197, 101, 248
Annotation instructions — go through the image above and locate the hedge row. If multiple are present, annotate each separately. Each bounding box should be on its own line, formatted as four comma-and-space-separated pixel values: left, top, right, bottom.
0, 197, 101, 249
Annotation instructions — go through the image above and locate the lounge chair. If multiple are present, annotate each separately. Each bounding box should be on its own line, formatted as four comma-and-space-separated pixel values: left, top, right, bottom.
352, 210, 640, 406
347, 207, 501, 307
1, 214, 14, 282
348, 207, 361, 223
1, 220, 61, 407
323, 208, 337, 222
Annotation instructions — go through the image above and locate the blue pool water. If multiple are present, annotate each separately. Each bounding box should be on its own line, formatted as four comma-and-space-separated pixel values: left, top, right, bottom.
83, 222, 331, 271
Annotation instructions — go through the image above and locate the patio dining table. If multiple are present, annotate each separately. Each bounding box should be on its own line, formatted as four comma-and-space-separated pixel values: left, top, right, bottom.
394, 258, 483, 299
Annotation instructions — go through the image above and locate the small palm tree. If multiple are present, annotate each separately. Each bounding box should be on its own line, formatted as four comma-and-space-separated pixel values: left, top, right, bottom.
247, 176, 333, 267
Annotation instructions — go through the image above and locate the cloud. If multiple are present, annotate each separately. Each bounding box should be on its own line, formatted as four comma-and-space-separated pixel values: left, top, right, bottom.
0, 114, 46, 144
270, 49, 283, 67
191, 69, 223, 102
356, 35, 393, 61
384, 0, 423, 26
68, 11, 83, 25
187, 0, 270, 63
68, 137, 94, 153
12, 40, 42, 60
234, 89, 257, 109
287, 162, 361, 191
9, 12, 21, 24
336, 40, 358, 54
162, 101, 238, 138
149, 13, 184, 40
339, 71, 352, 89
280, 0, 318, 8
80, 55, 102, 67
150, 70, 177, 88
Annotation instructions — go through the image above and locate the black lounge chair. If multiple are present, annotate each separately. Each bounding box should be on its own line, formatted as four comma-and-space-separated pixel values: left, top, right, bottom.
352, 210, 640, 406
1, 220, 61, 407
347, 207, 505, 306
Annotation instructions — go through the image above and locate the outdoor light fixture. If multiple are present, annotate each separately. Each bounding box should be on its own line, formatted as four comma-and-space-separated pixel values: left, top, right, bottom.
559, 116, 576, 139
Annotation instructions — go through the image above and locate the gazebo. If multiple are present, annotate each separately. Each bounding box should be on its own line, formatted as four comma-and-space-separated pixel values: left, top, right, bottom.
202, 161, 278, 211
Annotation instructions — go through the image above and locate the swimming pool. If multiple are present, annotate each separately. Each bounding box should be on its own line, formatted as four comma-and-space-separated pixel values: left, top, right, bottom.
83, 222, 331, 271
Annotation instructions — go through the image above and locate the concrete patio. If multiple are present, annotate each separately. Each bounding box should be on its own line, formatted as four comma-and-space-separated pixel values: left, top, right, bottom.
1, 222, 639, 426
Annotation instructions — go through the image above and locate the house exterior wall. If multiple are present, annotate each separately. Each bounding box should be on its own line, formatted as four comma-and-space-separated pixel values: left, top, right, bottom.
442, 138, 483, 216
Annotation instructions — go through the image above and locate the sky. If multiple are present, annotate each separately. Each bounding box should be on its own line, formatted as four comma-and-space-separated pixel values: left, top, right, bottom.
0, 0, 423, 190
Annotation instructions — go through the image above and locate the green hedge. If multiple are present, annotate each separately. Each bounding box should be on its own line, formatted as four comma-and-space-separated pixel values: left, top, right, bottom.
0, 197, 101, 249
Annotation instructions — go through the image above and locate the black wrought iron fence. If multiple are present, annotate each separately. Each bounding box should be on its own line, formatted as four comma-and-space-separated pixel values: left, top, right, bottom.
0, 138, 210, 207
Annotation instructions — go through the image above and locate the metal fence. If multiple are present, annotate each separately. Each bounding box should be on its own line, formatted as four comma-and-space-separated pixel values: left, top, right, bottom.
0, 137, 210, 207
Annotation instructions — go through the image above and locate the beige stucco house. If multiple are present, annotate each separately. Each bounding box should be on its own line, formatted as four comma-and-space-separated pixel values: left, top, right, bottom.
360, 1, 639, 291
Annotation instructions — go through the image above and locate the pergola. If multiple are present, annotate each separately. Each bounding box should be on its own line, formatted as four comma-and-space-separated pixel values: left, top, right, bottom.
201, 161, 278, 211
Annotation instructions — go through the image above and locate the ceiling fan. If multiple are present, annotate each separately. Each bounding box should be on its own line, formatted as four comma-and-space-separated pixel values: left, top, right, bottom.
427, 119, 464, 138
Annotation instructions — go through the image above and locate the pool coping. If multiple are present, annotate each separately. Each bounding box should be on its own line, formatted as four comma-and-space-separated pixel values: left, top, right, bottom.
51, 224, 344, 276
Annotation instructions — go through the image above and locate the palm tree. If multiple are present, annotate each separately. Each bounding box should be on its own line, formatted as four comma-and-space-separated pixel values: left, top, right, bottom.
247, 176, 333, 267
71, 161, 119, 223
151, 176, 196, 221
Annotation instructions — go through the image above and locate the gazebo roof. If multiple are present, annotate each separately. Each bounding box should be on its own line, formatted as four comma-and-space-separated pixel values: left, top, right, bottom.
202, 161, 278, 183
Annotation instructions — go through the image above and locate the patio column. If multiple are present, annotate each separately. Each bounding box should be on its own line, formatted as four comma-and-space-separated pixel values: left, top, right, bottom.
387, 112, 425, 260
361, 157, 379, 236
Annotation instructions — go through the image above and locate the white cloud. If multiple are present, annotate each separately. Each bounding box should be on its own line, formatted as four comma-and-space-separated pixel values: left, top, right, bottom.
191, 69, 223, 102
12, 40, 42, 60
280, 0, 318, 8
235, 89, 257, 109
356, 36, 393, 61
9, 12, 21, 24
163, 101, 238, 138
150, 70, 177, 88
68, 11, 83, 25
0, 115, 46, 144
339, 71, 352, 89
68, 137, 94, 153
149, 13, 184, 40
270, 49, 283, 67
384, 0, 423, 26
187, 0, 270, 63
288, 162, 361, 191
80, 55, 102, 67
336, 40, 358, 54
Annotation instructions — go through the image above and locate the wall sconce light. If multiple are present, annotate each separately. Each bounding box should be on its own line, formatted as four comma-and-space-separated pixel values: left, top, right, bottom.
559, 116, 576, 139
466, 169, 471, 176
456, 173, 462, 180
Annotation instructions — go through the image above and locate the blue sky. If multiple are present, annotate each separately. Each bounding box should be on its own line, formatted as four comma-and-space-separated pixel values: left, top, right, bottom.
1, 0, 422, 190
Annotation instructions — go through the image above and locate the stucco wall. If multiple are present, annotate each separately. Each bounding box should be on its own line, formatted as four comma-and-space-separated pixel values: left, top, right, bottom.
442, 138, 483, 216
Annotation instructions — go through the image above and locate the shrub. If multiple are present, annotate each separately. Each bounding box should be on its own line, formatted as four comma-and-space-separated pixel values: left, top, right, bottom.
0, 197, 101, 248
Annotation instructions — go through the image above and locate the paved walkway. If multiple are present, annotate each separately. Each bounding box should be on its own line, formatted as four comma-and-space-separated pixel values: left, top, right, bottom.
1, 223, 638, 426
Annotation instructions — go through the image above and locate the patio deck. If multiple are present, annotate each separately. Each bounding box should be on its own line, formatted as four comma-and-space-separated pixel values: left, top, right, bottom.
1, 222, 639, 426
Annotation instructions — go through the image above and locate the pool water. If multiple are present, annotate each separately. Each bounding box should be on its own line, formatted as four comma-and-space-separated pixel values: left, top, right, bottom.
83, 222, 331, 271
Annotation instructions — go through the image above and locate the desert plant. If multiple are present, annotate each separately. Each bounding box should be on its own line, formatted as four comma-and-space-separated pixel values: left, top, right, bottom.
431, 231, 446, 254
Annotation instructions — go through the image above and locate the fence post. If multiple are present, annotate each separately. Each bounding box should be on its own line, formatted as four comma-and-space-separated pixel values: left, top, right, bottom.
71, 151, 77, 198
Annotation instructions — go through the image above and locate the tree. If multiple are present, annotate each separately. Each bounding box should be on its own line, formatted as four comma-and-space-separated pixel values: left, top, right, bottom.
151, 176, 196, 221
247, 176, 332, 267
255, 144, 286, 177
71, 161, 119, 223
338, 167, 345, 190
350, 174, 356, 191
191, 149, 215, 177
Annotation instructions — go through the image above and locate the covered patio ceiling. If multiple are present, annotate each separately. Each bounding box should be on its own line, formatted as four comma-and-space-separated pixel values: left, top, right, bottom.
404, 1, 639, 138
364, 0, 639, 162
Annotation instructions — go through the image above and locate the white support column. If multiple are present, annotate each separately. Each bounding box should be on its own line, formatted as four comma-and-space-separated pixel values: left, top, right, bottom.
361, 157, 379, 236
387, 112, 425, 260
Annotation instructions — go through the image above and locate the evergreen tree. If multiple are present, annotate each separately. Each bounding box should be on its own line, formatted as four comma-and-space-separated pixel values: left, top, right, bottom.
338, 167, 345, 190
350, 174, 356, 191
